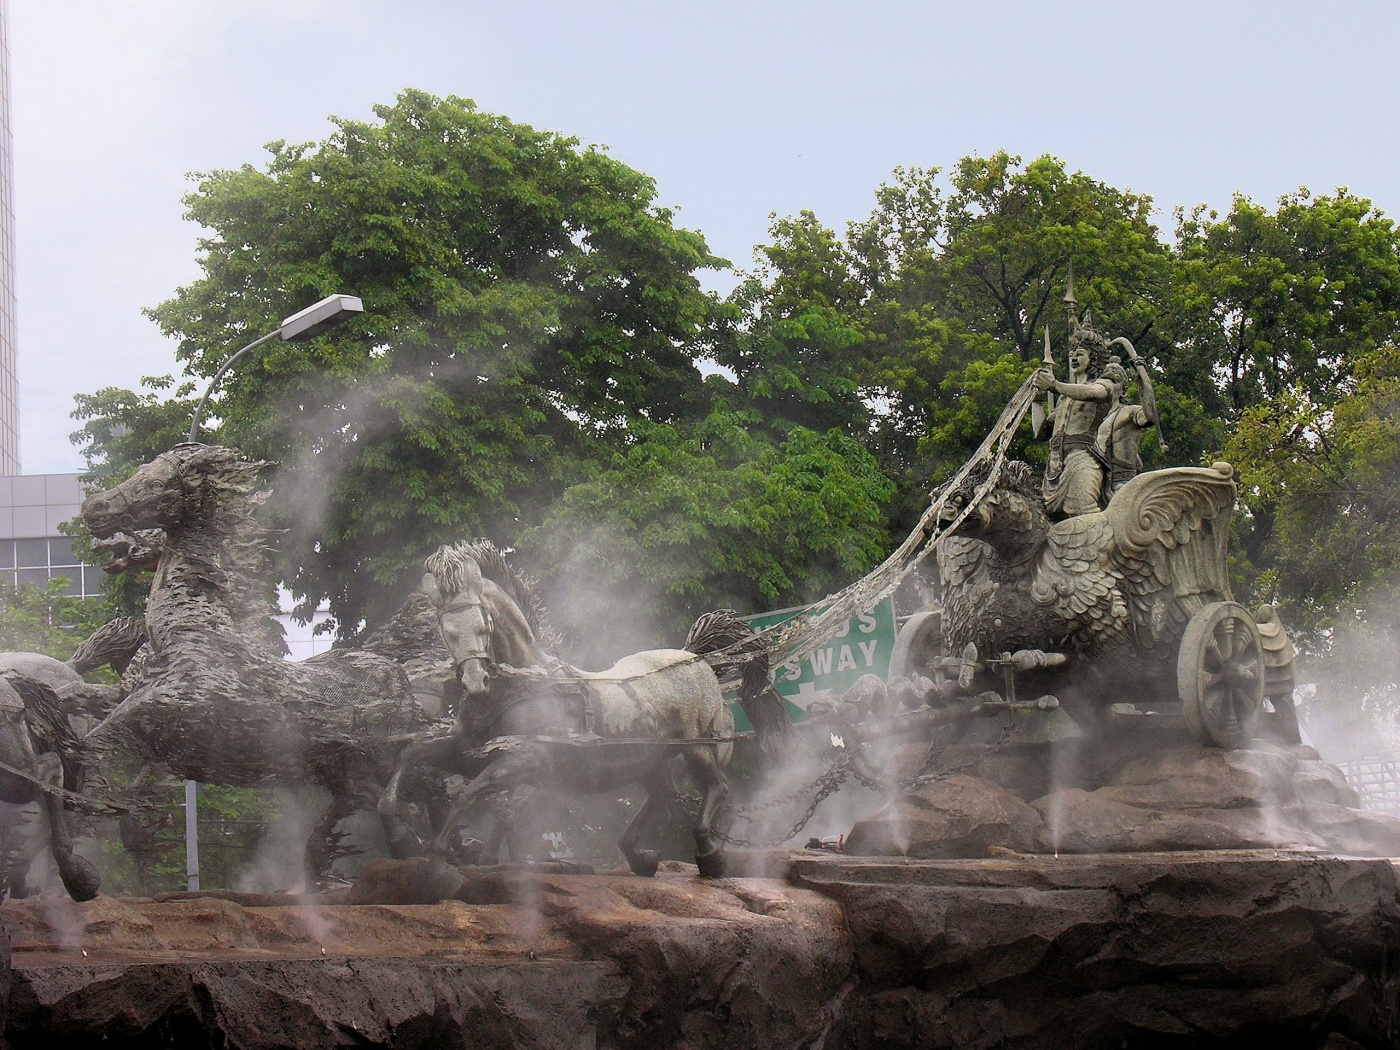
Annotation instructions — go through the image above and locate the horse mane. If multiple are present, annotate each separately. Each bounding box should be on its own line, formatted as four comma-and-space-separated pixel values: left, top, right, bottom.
426, 540, 562, 651
172, 442, 267, 493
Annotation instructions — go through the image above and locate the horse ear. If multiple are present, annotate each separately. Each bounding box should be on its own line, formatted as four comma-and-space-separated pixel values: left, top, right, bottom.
463, 557, 482, 590
421, 573, 445, 608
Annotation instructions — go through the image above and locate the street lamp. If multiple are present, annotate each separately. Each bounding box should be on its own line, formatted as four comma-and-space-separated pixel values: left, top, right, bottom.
182, 292, 361, 891
186, 293, 364, 443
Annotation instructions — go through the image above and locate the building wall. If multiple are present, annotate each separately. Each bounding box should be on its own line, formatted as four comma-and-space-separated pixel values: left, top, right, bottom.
0, 472, 95, 596
0, 0, 19, 473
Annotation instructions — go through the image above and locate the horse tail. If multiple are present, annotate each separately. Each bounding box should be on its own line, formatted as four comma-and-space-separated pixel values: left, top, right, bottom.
685, 610, 795, 759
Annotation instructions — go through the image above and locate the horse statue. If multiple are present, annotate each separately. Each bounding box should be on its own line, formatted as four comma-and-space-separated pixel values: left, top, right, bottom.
0, 615, 151, 899
81, 443, 433, 881
379, 541, 793, 878
0, 671, 100, 900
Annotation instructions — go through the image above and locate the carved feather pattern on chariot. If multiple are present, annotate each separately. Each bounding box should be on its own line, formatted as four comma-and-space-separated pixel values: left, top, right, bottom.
941, 460, 1239, 664
1102, 461, 1237, 653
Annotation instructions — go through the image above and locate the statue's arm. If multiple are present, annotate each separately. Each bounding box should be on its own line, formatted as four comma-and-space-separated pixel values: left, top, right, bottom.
1050, 378, 1112, 402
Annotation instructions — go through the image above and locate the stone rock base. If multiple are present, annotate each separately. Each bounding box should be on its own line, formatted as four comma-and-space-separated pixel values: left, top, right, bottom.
1033, 742, 1400, 855
788, 851, 1400, 1049
1, 872, 848, 1049
845, 774, 1043, 858
849, 742, 1400, 861
1, 852, 1397, 1047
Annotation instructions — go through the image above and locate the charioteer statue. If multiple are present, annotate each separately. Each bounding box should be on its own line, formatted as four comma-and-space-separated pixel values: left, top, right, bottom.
1030, 270, 1161, 517
870, 267, 1300, 751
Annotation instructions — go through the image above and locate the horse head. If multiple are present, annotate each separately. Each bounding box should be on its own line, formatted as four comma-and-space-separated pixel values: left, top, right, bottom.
423, 546, 496, 699
937, 460, 1050, 563
82, 443, 265, 540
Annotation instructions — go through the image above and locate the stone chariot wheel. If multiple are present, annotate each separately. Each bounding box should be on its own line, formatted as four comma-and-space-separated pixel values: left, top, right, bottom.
1177, 601, 1265, 749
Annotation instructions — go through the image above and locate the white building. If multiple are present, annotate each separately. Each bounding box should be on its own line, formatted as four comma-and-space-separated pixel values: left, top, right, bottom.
0, 472, 97, 597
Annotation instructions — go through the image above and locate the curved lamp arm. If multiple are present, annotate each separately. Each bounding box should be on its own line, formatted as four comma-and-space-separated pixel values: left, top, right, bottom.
185, 294, 363, 444
186, 329, 281, 443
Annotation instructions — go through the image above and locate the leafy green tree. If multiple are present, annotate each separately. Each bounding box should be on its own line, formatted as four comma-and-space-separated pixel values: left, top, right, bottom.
107, 90, 724, 633
520, 406, 894, 659
1223, 343, 1400, 731
1178, 190, 1400, 621
852, 155, 1166, 360
70, 375, 199, 487
0, 578, 116, 661
850, 155, 1178, 485
1171, 189, 1400, 416
724, 154, 1181, 534
709, 212, 869, 438
1224, 343, 1400, 633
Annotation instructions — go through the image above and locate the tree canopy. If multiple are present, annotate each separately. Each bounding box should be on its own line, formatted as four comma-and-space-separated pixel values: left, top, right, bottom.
140, 90, 731, 634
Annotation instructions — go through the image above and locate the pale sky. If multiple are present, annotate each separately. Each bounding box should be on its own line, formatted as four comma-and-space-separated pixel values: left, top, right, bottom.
11, 0, 1399, 473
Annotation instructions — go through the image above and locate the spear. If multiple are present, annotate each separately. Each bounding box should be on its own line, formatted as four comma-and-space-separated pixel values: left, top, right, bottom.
1031, 325, 1055, 437
1063, 258, 1078, 335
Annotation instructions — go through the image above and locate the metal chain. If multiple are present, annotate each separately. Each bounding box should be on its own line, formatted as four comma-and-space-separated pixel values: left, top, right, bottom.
709, 751, 854, 849
848, 720, 1016, 794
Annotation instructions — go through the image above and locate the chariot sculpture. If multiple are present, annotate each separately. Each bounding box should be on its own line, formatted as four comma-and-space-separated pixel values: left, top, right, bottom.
29, 271, 1302, 897
889, 279, 1299, 749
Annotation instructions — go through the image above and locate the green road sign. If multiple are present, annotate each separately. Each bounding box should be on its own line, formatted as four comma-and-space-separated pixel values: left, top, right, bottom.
740, 597, 897, 720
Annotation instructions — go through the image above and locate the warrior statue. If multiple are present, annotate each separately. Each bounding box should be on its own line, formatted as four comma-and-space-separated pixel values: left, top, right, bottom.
1030, 269, 1160, 515
1031, 301, 1112, 517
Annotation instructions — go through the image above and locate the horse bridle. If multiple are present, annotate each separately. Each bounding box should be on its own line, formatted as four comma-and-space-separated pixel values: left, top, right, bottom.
443, 595, 497, 680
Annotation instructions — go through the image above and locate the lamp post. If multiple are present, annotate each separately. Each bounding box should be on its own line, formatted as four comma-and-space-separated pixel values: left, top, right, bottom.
182, 293, 362, 891
186, 293, 364, 443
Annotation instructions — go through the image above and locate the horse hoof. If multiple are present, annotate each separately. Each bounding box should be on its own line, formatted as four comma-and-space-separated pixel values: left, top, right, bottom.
57, 854, 101, 902
385, 828, 429, 860
627, 850, 660, 877
694, 848, 725, 879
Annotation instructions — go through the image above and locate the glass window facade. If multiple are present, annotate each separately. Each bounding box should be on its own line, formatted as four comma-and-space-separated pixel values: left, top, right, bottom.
0, 536, 101, 597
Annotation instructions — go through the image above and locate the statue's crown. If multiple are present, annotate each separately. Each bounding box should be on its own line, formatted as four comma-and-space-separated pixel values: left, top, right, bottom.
1069, 307, 1107, 352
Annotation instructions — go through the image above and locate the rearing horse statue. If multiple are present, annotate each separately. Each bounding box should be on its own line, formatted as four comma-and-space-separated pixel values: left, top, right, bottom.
378, 542, 793, 878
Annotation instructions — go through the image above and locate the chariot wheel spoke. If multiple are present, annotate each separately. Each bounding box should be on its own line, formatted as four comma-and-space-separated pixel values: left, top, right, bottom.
1218, 619, 1237, 658
1180, 601, 1265, 749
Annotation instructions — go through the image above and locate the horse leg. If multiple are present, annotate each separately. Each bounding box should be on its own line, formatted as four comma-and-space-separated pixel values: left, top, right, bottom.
378, 734, 463, 859
430, 754, 533, 856
35, 752, 99, 902
479, 785, 533, 865
617, 765, 676, 878
684, 745, 730, 878
0, 801, 37, 899
304, 790, 358, 889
